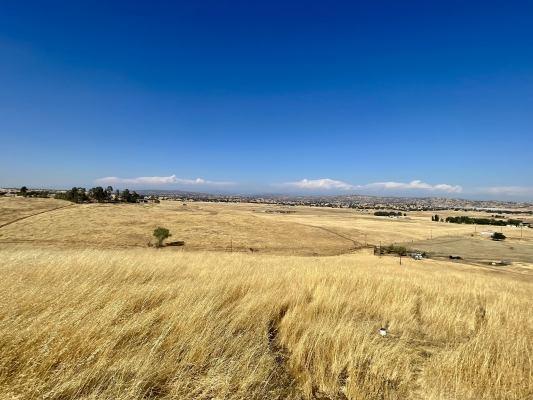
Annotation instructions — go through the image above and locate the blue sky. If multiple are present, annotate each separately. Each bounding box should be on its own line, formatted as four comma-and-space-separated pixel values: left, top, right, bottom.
0, 1, 532, 200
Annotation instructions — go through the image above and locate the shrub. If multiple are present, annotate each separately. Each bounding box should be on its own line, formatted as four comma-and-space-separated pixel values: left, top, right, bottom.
491, 232, 506, 241
375, 244, 407, 256
153, 227, 171, 247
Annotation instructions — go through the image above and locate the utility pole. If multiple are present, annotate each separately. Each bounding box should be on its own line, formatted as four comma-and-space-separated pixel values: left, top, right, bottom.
230, 238, 233, 253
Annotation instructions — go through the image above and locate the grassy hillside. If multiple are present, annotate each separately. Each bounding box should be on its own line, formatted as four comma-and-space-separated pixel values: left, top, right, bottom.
1, 248, 531, 399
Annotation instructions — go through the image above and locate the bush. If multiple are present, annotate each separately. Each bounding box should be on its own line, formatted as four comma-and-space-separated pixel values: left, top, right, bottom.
491, 232, 506, 241
153, 227, 171, 247
375, 244, 407, 256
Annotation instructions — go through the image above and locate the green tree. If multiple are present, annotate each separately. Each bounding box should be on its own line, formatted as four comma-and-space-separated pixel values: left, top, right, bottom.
105, 186, 114, 201
120, 189, 139, 203
88, 187, 107, 202
77, 187, 89, 203
121, 189, 131, 202
57, 187, 89, 203
153, 227, 171, 247
131, 191, 140, 203
20, 186, 28, 196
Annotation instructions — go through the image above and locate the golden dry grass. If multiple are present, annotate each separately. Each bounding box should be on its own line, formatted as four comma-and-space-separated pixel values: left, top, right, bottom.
1, 197, 532, 256
0, 197, 532, 399
0, 199, 351, 254
0, 197, 69, 226
0, 248, 531, 400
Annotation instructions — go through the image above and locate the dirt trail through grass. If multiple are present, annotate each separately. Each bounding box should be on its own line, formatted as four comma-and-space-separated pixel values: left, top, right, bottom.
0, 203, 74, 229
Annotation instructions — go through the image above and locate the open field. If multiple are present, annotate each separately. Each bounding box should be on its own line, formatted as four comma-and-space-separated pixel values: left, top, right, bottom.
1, 197, 532, 260
0, 197, 532, 399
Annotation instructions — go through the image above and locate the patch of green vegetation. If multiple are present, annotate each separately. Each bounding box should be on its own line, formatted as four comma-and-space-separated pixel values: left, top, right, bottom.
445, 216, 522, 227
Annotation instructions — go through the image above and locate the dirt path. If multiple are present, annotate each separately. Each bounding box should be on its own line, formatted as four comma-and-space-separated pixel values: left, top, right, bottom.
250, 213, 361, 250
297, 222, 360, 249
0, 204, 74, 229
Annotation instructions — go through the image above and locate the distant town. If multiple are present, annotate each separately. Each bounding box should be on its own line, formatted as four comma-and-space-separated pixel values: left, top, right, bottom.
1, 186, 532, 215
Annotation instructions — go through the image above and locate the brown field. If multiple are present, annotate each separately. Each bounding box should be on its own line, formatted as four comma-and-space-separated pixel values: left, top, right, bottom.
0, 197, 532, 399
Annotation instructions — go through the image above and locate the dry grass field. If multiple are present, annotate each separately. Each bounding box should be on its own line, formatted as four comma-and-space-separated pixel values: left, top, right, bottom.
0, 197, 532, 399
0, 197, 70, 226
1, 197, 532, 257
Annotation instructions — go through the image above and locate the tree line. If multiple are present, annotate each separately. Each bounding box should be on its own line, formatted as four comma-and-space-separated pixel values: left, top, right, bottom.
444, 215, 522, 227
16, 186, 51, 198
374, 211, 406, 217
54, 186, 141, 203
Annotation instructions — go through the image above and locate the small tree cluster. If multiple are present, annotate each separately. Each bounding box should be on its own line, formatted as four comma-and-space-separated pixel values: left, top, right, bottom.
55, 186, 140, 203
445, 215, 522, 227
55, 187, 89, 203
120, 189, 140, 203
374, 211, 404, 217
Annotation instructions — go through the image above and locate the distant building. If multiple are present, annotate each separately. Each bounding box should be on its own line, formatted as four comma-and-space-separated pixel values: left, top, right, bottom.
137, 196, 160, 204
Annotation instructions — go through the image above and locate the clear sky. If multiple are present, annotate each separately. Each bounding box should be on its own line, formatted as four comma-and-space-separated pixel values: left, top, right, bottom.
1, 1, 532, 200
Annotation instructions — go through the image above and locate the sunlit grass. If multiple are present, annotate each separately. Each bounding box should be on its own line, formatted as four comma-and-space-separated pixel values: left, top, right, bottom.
1, 248, 530, 399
